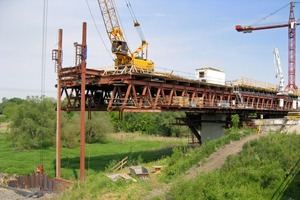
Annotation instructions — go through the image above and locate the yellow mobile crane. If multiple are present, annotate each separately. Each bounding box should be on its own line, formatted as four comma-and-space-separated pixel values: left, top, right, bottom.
97, 0, 154, 73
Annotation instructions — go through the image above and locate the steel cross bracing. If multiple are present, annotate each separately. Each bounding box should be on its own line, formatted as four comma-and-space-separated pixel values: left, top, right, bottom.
58, 67, 298, 116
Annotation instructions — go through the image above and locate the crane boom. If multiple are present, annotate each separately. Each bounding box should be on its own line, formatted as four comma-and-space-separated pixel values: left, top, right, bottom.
273, 47, 285, 94
97, 0, 154, 73
235, 1, 298, 91
97, 0, 125, 42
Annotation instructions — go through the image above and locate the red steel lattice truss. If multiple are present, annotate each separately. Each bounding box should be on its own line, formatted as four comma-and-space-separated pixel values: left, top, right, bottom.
58, 66, 297, 115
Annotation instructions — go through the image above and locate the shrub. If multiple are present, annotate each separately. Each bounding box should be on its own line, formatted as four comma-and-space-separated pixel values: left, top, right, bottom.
8, 96, 56, 150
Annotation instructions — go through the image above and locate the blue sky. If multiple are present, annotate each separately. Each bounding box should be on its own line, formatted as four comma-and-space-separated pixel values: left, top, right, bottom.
0, 0, 296, 100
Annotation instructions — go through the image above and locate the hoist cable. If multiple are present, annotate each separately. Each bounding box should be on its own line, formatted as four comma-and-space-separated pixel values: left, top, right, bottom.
251, 3, 290, 26
125, 0, 137, 24
40, 0, 48, 165
85, 0, 114, 62
124, 0, 145, 41
114, 2, 132, 54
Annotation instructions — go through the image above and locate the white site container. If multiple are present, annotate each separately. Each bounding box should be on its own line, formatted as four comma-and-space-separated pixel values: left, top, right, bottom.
279, 99, 284, 108
292, 100, 297, 109
195, 67, 225, 85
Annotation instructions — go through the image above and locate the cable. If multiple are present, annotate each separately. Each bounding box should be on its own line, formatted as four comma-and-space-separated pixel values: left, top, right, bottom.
85, 0, 114, 61
124, 0, 146, 44
39, 0, 48, 174
252, 3, 290, 26
125, 0, 137, 24
41, 0, 48, 100
114, 1, 132, 54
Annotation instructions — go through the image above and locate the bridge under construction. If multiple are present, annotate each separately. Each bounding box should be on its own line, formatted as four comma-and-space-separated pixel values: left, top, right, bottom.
52, 22, 300, 180
54, 25, 300, 118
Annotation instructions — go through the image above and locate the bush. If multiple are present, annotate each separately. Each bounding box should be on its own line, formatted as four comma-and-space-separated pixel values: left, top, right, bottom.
8, 96, 56, 150
109, 112, 188, 137
85, 112, 112, 144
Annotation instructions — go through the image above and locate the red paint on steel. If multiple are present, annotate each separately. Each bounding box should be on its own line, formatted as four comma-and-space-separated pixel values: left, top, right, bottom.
80, 22, 87, 180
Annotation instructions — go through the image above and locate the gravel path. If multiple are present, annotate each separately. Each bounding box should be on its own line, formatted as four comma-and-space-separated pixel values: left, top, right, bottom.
0, 187, 57, 200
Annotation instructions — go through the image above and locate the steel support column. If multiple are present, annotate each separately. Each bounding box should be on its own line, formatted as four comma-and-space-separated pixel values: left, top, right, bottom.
80, 22, 87, 180
55, 29, 63, 178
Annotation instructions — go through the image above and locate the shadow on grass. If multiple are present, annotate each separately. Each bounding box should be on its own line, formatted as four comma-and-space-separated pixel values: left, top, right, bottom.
53, 147, 175, 179
271, 158, 300, 200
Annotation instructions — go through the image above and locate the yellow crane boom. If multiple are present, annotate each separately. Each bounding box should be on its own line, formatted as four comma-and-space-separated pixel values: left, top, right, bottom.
97, 0, 154, 73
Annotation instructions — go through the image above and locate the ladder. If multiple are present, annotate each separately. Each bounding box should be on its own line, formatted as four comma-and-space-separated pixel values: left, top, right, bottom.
233, 86, 244, 107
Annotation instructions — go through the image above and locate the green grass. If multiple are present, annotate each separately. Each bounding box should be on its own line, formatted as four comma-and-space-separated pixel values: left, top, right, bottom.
59, 128, 255, 200
168, 133, 300, 200
0, 132, 185, 180
58, 130, 300, 200
4, 126, 299, 200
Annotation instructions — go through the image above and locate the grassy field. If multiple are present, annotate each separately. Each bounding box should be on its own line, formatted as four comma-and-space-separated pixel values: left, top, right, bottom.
0, 129, 186, 180
2, 121, 299, 199
58, 130, 300, 200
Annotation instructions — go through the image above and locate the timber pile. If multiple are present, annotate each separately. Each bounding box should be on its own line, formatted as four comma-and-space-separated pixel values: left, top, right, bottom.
192, 97, 204, 108
172, 96, 189, 107
171, 97, 203, 108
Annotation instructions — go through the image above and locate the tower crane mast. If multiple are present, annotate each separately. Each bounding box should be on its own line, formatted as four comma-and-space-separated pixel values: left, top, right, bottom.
97, 0, 154, 73
235, 2, 299, 91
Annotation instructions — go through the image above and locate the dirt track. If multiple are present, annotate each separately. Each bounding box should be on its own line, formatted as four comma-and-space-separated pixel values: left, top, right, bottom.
184, 133, 264, 179
145, 133, 265, 199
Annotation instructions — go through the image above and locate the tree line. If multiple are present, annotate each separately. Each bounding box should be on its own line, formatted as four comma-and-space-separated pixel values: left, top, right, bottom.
0, 97, 189, 150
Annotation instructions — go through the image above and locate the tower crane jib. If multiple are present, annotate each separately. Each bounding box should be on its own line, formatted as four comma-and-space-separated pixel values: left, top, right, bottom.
235, 1, 299, 91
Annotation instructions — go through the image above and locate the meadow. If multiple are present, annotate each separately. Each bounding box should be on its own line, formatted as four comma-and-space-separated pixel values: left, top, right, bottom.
0, 129, 186, 180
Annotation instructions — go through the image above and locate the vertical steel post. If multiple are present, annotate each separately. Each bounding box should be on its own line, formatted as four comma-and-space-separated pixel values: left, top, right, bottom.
56, 29, 63, 178
80, 22, 87, 180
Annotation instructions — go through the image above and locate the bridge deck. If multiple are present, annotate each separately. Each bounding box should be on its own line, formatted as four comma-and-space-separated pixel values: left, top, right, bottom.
57, 66, 299, 117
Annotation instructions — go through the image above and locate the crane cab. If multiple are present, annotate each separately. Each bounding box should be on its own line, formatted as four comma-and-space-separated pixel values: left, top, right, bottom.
112, 40, 128, 55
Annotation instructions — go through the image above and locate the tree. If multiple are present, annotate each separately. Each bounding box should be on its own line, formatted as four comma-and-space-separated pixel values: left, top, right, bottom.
61, 112, 80, 148
0, 97, 25, 120
231, 114, 240, 129
8, 96, 56, 150
110, 112, 188, 137
85, 112, 113, 143
61, 111, 113, 147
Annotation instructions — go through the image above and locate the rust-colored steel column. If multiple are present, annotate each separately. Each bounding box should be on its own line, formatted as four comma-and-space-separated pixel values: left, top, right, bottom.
80, 22, 87, 180
56, 29, 63, 179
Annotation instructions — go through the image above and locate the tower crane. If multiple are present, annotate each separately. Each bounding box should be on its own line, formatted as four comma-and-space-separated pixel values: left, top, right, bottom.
97, 0, 154, 73
273, 47, 285, 94
235, 2, 300, 92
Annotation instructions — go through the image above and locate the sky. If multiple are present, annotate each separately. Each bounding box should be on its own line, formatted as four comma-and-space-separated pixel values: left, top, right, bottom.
0, 0, 297, 101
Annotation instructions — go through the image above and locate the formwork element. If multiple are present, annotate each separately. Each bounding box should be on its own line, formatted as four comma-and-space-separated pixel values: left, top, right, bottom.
129, 166, 149, 179
7, 174, 53, 191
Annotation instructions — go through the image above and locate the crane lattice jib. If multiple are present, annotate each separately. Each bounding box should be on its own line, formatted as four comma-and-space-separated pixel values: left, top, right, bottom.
97, 0, 125, 42
235, 2, 299, 91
